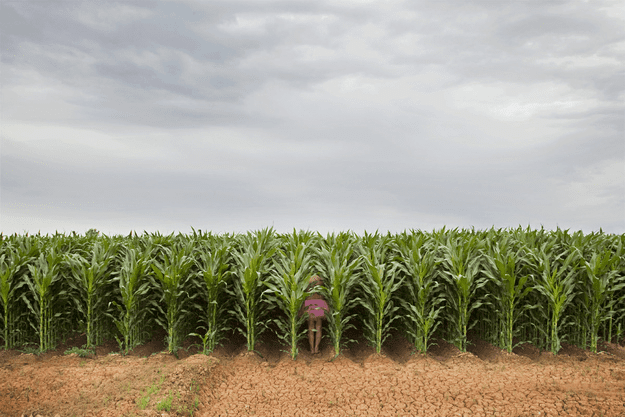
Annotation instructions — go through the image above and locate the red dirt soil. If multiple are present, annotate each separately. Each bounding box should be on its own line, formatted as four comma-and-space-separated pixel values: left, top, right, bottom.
1, 326, 624, 417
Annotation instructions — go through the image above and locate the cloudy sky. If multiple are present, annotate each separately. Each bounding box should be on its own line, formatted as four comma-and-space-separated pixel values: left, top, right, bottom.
1, 0, 623, 238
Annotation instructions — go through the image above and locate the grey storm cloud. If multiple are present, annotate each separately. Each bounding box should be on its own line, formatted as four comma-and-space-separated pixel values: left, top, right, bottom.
1, 0, 623, 236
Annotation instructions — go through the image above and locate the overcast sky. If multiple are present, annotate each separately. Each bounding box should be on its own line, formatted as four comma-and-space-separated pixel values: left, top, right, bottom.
1, 0, 623, 238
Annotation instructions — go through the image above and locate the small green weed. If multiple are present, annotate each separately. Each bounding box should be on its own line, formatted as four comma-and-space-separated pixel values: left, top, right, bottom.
190, 396, 199, 415
20, 345, 40, 355
190, 379, 201, 393
136, 381, 160, 410
137, 395, 150, 410
156, 390, 174, 411
64, 346, 94, 357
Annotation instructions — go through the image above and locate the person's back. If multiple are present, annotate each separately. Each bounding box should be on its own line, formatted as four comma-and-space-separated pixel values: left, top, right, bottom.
300, 275, 328, 354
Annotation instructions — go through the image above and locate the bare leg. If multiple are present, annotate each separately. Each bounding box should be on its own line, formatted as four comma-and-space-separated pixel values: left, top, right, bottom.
308, 315, 315, 353
314, 317, 322, 354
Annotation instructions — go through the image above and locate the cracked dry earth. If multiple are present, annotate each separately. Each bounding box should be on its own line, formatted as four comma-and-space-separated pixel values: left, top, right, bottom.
1, 325, 624, 417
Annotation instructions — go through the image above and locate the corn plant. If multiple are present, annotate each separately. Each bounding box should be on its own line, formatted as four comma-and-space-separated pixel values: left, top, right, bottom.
1, 234, 47, 349
190, 232, 234, 354
109, 244, 158, 355
392, 231, 445, 355
527, 241, 581, 354
481, 234, 534, 353
314, 231, 363, 360
150, 239, 197, 355
357, 232, 405, 355
438, 232, 489, 352
63, 239, 118, 349
567, 232, 599, 349
3, 226, 622, 359
263, 237, 316, 360
230, 227, 278, 353
610, 235, 625, 344
574, 239, 624, 353
21, 246, 69, 353
0, 250, 32, 349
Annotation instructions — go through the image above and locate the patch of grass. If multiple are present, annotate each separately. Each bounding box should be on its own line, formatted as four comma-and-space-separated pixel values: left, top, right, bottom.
136, 395, 150, 410
136, 381, 160, 410
19, 345, 40, 355
190, 379, 200, 393
64, 346, 94, 357
156, 390, 174, 412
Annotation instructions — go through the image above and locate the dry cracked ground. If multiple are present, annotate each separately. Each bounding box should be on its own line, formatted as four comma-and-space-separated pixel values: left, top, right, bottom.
1, 323, 624, 417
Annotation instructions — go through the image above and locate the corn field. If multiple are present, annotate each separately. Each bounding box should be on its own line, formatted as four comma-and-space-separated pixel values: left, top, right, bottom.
0, 226, 623, 361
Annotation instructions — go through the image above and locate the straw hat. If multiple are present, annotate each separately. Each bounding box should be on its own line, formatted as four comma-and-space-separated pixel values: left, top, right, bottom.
308, 275, 323, 288
309, 275, 323, 285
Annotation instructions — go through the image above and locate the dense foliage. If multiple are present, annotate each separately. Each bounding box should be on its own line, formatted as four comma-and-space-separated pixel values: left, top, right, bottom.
1, 226, 623, 360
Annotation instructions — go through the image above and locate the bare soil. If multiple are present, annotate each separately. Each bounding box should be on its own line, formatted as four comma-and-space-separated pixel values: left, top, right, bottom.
1, 324, 624, 417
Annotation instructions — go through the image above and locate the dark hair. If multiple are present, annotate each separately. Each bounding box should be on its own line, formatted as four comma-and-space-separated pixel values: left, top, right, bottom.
307, 276, 323, 291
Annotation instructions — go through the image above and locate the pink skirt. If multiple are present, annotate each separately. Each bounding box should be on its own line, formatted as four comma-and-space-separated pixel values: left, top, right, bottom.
304, 300, 329, 317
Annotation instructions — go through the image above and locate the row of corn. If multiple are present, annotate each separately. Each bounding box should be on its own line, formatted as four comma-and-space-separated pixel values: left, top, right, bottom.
0, 226, 623, 360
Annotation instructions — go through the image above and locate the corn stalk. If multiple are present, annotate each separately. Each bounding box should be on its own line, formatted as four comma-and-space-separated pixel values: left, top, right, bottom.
439, 232, 488, 352
190, 232, 234, 354
358, 232, 404, 355
609, 235, 625, 344
392, 231, 445, 355
263, 236, 315, 360
314, 232, 362, 360
21, 246, 68, 353
63, 239, 118, 349
0, 250, 31, 349
109, 245, 157, 355
574, 239, 624, 353
150, 239, 197, 355
481, 235, 534, 353
527, 241, 581, 354
230, 227, 278, 353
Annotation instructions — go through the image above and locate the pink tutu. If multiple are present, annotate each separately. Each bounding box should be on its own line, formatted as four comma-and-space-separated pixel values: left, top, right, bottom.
304, 300, 329, 317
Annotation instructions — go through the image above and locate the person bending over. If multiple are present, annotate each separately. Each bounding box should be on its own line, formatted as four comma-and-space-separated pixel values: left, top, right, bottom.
298, 275, 329, 354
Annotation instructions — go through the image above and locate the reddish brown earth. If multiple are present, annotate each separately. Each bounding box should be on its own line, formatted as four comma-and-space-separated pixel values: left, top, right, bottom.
1, 325, 624, 417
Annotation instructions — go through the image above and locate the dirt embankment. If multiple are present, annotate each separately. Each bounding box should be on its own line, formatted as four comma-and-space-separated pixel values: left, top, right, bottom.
1, 327, 624, 417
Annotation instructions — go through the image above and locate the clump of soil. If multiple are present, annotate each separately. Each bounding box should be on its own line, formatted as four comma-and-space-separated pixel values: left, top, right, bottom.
1, 327, 624, 417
